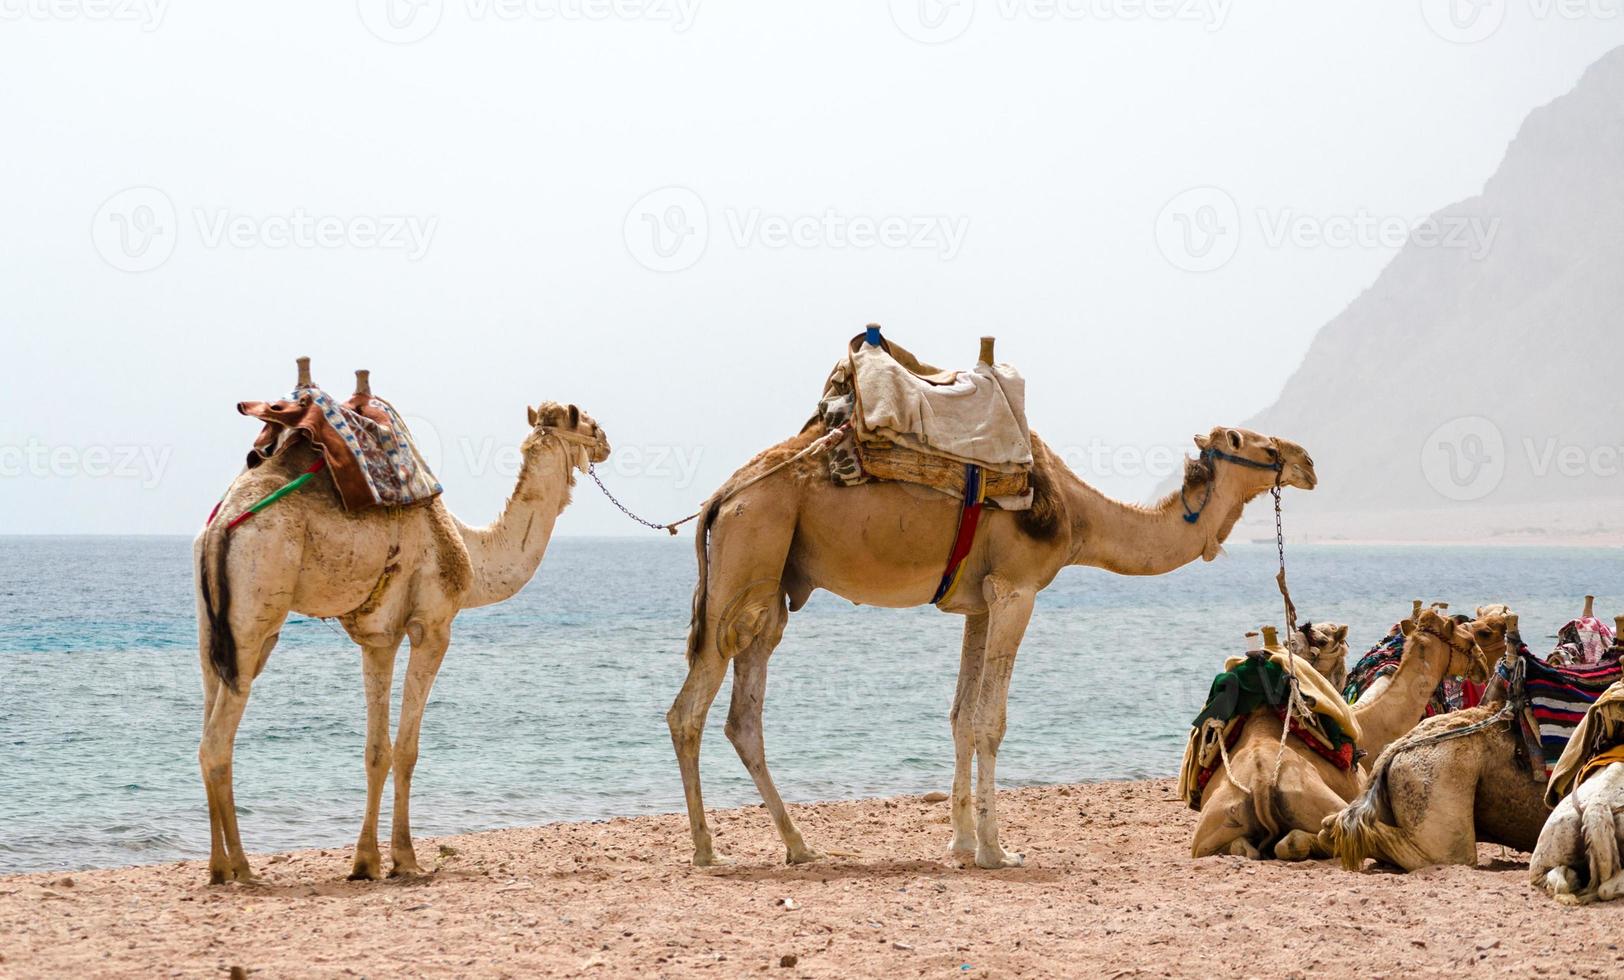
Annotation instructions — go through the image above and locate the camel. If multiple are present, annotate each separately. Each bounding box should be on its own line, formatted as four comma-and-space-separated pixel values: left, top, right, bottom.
1290, 621, 1350, 691
1324, 615, 1570, 871
1531, 762, 1624, 903
666, 417, 1316, 870
194, 380, 610, 885
1190, 608, 1488, 861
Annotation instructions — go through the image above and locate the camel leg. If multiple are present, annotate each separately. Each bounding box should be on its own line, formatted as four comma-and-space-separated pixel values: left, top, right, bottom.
349, 641, 400, 881
949, 613, 989, 863
972, 577, 1035, 870
1273, 775, 1351, 861
388, 626, 450, 877
724, 603, 819, 864
668, 646, 731, 866
199, 680, 257, 884
1191, 779, 1257, 859
199, 625, 280, 885
197, 638, 226, 877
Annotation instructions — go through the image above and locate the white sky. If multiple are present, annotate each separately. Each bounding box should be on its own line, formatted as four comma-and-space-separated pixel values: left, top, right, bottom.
2, 1, 1621, 535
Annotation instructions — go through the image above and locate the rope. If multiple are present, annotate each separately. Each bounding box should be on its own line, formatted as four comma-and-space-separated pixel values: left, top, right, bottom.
1269, 473, 1311, 787
588, 422, 853, 536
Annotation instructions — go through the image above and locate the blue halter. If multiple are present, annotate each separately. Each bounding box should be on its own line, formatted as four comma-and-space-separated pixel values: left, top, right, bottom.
1181, 445, 1285, 524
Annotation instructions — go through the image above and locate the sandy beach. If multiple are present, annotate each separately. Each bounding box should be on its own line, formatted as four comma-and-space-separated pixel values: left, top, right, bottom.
2, 779, 1619, 979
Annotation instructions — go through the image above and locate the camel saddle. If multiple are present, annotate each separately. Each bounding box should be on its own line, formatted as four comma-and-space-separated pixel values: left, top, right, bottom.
239, 385, 442, 512
819, 331, 1033, 507
1178, 649, 1362, 809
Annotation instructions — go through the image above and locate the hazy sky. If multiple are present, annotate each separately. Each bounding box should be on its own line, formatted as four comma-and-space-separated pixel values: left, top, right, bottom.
2, 2, 1621, 535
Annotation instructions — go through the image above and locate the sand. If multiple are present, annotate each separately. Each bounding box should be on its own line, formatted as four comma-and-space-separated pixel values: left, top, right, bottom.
1, 780, 1619, 978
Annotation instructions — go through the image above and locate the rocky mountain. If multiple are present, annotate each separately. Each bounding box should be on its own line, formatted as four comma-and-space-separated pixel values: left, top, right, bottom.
1244, 45, 1624, 543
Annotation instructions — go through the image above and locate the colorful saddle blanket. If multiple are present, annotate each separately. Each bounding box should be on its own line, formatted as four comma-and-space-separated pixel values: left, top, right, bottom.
240, 385, 441, 512
1342, 621, 1478, 715
1501, 646, 1623, 779
1548, 616, 1616, 667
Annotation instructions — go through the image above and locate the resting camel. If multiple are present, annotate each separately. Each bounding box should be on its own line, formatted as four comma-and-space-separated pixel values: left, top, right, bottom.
1191, 608, 1488, 861
1290, 621, 1351, 691
195, 389, 609, 884
1324, 615, 1561, 871
1532, 762, 1624, 903
668, 420, 1316, 869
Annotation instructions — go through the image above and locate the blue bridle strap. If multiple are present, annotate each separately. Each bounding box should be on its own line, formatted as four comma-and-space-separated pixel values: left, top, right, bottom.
1180, 445, 1284, 525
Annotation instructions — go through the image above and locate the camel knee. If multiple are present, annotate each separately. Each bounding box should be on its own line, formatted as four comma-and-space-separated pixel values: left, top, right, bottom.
368, 741, 394, 772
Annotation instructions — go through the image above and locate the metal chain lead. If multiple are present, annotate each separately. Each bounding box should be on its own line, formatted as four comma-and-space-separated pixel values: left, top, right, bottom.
587, 464, 695, 536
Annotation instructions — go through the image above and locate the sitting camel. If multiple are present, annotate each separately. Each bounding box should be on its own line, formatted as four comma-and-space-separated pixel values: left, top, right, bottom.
195, 381, 610, 884
670, 422, 1316, 869
1190, 608, 1487, 861
1531, 674, 1624, 904
1323, 615, 1574, 871
1290, 621, 1351, 691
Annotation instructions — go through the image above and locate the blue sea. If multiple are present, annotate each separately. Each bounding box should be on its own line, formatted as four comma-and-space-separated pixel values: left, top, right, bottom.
1, 535, 1619, 875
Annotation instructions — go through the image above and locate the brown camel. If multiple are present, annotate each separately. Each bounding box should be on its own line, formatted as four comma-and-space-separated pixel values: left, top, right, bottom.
1190, 608, 1488, 861
1291, 621, 1351, 691
668, 422, 1316, 869
1324, 616, 1563, 871
195, 390, 609, 884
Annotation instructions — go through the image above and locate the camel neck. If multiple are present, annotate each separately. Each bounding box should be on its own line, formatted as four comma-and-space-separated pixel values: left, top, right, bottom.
1352, 636, 1451, 757
458, 438, 574, 609
1057, 456, 1257, 575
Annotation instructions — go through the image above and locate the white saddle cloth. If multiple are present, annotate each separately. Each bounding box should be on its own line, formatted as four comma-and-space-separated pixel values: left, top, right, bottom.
850, 342, 1032, 473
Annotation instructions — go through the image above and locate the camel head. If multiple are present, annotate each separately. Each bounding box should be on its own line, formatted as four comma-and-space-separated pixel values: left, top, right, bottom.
1290, 621, 1350, 688
1192, 427, 1317, 494
525, 401, 612, 468
1402, 607, 1491, 684
1467, 609, 1514, 665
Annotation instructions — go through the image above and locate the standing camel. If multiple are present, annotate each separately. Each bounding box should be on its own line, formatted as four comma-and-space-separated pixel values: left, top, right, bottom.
668, 422, 1317, 869
195, 395, 609, 884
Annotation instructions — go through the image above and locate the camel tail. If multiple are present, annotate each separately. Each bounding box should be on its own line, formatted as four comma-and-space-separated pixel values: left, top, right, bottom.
197, 523, 239, 692
1327, 740, 1429, 871
683, 496, 722, 666
1580, 785, 1621, 893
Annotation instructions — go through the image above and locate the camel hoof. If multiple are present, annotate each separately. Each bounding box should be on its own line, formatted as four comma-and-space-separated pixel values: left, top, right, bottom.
692, 850, 734, 868
785, 848, 823, 866
389, 862, 428, 879
348, 861, 383, 882
975, 848, 1026, 870
948, 845, 977, 868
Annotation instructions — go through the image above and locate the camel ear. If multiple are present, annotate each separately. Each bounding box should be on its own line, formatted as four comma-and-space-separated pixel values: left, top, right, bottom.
527, 405, 539, 427
1331, 625, 1349, 645
1227, 429, 1243, 450
1401, 619, 1416, 637
568, 404, 580, 428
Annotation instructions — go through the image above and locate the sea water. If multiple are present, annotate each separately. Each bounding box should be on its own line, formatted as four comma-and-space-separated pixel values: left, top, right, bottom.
1, 535, 1619, 874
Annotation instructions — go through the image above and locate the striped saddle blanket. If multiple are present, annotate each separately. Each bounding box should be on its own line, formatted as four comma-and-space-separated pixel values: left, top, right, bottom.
1503, 647, 1623, 777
